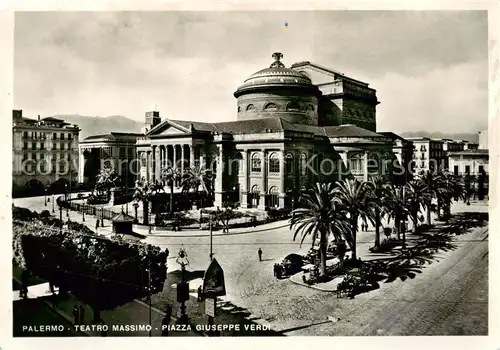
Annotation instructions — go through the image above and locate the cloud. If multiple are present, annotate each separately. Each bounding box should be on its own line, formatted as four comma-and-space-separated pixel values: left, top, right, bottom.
14, 11, 488, 132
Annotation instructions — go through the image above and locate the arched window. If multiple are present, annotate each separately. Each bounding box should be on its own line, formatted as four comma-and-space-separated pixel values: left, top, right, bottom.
252, 184, 261, 193
268, 152, 280, 175
264, 102, 277, 110
286, 101, 300, 111
269, 186, 280, 208
250, 185, 261, 208
251, 152, 262, 173
246, 104, 256, 111
285, 153, 294, 174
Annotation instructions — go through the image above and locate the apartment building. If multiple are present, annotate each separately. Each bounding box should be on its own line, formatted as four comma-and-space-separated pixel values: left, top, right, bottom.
12, 110, 80, 196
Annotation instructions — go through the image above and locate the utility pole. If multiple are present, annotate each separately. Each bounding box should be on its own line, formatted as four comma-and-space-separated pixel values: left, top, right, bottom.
148, 251, 152, 337
210, 213, 213, 260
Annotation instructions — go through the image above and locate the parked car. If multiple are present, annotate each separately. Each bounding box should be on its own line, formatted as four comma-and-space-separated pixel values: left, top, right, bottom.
278, 253, 305, 276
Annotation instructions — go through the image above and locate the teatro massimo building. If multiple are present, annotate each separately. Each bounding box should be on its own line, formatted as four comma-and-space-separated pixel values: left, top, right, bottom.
135, 53, 408, 210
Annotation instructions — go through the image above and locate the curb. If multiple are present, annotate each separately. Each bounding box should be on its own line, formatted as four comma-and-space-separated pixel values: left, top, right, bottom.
140, 223, 290, 238
12, 277, 90, 337
133, 299, 207, 337
288, 274, 339, 293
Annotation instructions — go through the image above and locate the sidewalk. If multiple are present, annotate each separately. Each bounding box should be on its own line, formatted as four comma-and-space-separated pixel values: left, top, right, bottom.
12, 266, 201, 337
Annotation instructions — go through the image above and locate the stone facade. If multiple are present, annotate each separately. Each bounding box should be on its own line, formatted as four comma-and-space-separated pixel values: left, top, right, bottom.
12, 110, 80, 193
134, 53, 396, 209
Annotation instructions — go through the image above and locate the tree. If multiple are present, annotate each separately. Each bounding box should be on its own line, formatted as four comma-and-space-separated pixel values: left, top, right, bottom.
290, 183, 350, 278
419, 170, 440, 226
132, 180, 154, 225
333, 179, 374, 260
160, 168, 182, 213
95, 165, 122, 199
180, 166, 214, 207
383, 185, 409, 246
405, 179, 430, 233
367, 175, 390, 248
12, 208, 168, 321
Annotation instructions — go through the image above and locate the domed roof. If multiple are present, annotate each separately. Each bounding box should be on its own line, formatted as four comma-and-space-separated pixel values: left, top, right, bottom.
234, 53, 317, 97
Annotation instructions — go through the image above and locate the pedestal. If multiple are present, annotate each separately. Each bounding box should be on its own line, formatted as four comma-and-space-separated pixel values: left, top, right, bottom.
214, 192, 224, 208
241, 192, 248, 209
258, 193, 266, 210
279, 194, 286, 209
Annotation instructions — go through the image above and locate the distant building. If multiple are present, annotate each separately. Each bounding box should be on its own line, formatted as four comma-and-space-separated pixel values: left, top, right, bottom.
378, 132, 414, 185
78, 132, 143, 187
12, 110, 80, 196
448, 148, 489, 199
406, 137, 446, 173
478, 129, 488, 149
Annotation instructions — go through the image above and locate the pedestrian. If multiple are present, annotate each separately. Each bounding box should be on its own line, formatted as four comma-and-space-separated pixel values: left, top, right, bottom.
197, 285, 203, 302
273, 264, 277, 278
258, 248, 263, 261
161, 305, 172, 336
253, 216, 257, 228
96, 219, 100, 230
276, 265, 282, 279
72, 305, 80, 325
79, 305, 85, 325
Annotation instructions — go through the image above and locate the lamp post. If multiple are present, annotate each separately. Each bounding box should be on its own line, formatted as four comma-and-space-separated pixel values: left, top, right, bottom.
291, 198, 295, 220
176, 247, 190, 325
209, 213, 213, 260
44, 188, 47, 206
52, 194, 55, 213
65, 184, 69, 218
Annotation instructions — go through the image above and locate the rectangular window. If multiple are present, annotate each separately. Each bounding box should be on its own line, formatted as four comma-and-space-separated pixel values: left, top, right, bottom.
60, 133, 65, 140
68, 133, 72, 140
53, 142, 57, 150
23, 131, 28, 138
31, 142, 36, 150
465, 165, 470, 174
53, 132, 57, 140
454, 165, 459, 175
23, 142, 28, 150
119, 147, 126, 158
40, 142, 45, 150
479, 165, 484, 174
40, 153, 44, 160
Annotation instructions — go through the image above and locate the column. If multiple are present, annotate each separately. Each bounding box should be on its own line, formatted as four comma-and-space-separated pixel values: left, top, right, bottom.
181, 144, 185, 174
279, 150, 286, 208
241, 150, 249, 208
363, 151, 369, 182
199, 147, 205, 169
173, 145, 177, 170
258, 150, 267, 210
146, 151, 150, 182
214, 144, 224, 208
189, 144, 195, 169
78, 149, 85, 183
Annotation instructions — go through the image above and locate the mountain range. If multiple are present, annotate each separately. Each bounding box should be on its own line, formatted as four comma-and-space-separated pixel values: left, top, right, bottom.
53, 114, 481, 143
53, 115, 143, 140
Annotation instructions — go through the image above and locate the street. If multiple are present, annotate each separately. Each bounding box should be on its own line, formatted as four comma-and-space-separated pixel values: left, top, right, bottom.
13, 196, 488, 335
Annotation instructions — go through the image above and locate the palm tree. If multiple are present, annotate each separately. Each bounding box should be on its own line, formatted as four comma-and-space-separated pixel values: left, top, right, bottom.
290, 183, 350, 278
419, 170, 440, 226
132, 180, 154, 225
180, 166, 213, 207
405, 179, 430, 233
332, 179, 374, 260
438, 170, 465, 223
367, 175, 390, 248
384, 184, 409, 246
160, 167, 182, 213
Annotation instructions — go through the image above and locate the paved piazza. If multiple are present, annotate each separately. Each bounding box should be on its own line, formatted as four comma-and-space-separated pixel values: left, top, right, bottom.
13, 196, 488, 335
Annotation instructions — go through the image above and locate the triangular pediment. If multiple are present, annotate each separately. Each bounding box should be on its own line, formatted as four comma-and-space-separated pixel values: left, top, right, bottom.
146, 119, 190, 136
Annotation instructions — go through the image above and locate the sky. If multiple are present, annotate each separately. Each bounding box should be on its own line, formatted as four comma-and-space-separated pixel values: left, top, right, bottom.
14, 10, 488, 133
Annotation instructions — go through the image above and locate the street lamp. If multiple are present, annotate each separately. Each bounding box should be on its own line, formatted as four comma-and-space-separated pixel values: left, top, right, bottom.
44, 188, 47, 206
176, 247, 190, 325
52, 194, 55, 213
65, 184, 69, 218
